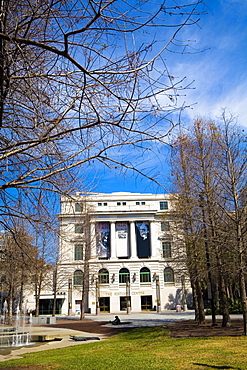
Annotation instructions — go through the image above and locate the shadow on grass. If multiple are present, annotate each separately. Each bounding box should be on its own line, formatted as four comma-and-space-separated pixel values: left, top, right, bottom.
194, 363, 241, 370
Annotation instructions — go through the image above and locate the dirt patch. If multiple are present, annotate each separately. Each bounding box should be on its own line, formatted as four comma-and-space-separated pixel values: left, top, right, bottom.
165, 319, 245, 338
37, 319, 134, 337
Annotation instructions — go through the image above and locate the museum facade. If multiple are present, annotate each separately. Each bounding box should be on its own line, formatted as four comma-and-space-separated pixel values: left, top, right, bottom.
29, 192, 190, 315
32, 192, 189, 315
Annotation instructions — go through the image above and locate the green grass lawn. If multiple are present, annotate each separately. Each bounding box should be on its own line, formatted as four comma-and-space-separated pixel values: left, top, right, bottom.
0, 327, 246, 370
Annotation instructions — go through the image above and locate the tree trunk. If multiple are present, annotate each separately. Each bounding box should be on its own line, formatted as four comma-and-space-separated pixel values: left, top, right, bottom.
214, 281, 220, 311
6, 276, 14, 325
19, 277, 24, 314
219, 274, 231, 327
195, 279, 205, 325
35, 282, 41, 317
52, 269, 57, 317
239, 255, 247, 335
35, 295, 40, 317
192, 282, 199, 322
52, 291, 57, 317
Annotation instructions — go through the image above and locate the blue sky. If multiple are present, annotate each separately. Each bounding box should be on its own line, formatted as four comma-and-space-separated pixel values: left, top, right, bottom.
176, 0, 247, 127
87, 0, 247, 195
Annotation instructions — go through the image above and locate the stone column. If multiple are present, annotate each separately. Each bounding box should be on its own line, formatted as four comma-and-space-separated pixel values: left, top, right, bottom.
150, 220, 156, 258
130, 221, 137, 258
90, 222, 96, 258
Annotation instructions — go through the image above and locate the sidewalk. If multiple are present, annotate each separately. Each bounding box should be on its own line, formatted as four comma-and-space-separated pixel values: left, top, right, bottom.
84, 310, 196, 325
0, 326, 106, 363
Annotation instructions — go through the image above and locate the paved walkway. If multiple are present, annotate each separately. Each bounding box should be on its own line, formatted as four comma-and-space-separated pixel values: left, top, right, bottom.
85, 310, 196, 326
0, 325, 106, 363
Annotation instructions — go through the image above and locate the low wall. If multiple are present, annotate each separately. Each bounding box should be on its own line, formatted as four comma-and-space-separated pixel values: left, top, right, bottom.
31, 316, 56, 325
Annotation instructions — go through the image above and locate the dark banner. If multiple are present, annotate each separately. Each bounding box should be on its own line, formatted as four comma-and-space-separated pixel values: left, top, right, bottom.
135, 221, 151, 258
97, 222, 110, 258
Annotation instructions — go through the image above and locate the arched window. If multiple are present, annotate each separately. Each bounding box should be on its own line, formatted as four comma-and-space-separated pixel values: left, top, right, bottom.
164, 267, 174, 283
73, 270, 83, 286
98, 268, 109, 284
119, 268, 130, 284
140, 267, 151, 283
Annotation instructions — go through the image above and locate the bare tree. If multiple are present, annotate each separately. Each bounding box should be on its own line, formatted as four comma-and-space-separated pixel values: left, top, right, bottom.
216, 113, 247, 334
0, 226, 37, 324
172, 115, 247, 331
171, 120, 234, 327
171, 136, 206, 324
0, 1, 206, 219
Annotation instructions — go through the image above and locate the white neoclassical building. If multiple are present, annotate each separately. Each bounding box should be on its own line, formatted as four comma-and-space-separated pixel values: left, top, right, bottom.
45, 191, 189, 316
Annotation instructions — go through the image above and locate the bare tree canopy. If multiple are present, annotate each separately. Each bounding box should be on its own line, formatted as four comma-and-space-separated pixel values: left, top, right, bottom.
170, 115, 247, 330
0, 0, 206, 229
0, 1, 206, 184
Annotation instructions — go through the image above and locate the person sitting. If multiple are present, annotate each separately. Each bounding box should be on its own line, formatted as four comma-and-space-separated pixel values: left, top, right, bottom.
111, 316, 121, 325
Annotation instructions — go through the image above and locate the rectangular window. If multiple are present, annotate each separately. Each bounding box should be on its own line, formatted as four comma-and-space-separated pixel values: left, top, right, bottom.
75, 224, 83, 233
162, 241, 171, 258
141, 201, 145, 205
98, 202, 102, 206
161, 221, 170, 232
74, 245, 83, 260
75, 203, 83, 212
117, 202, 121, 205
103, 202, 107, 206
122, 202, 126, 205
136, 202, 140, 205
160, 201, 168, 210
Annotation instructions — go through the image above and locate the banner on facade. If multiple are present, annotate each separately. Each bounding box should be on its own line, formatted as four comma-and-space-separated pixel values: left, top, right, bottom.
116, 222, 129, 257
135, 221, 151, 258
97, 222, 110, 258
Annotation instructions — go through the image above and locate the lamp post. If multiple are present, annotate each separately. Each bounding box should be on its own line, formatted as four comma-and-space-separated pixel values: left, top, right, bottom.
68, 278, 72, 316
181, 275, 187, 311
155, 274, 161, 313
126, 279, 131, 314
95, 278, 100, 315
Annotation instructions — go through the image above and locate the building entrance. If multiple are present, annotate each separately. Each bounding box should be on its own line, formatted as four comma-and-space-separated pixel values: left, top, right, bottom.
99, 297, 110, 312
141, 295, 152, 311
39, 299, 63, 314
120, 296, 131, 311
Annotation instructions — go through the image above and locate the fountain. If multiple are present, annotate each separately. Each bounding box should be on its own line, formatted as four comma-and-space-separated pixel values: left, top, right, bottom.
0, 300, 32, 347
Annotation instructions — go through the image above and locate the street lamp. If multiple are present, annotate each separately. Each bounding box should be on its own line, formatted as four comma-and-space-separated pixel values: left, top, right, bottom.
95, 278, 100, 315
126, 279, 131, 314
68, 278, 72, 316
155, 274, 161, 313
